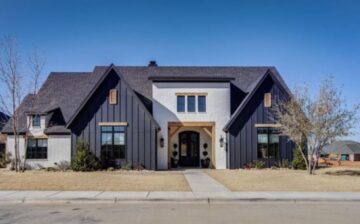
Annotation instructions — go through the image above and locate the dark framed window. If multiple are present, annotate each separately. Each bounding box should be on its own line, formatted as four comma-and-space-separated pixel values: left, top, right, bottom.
198, 96, 206, 112
101, 126, 126, 161
187, 96, 196, 112
257, 128, 280, 160
32, 115, 41, 127
26, 139, 47, 159
177, 96, 185, 112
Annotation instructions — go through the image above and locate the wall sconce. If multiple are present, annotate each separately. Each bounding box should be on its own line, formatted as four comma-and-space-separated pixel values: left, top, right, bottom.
219, 136, 225, 148
160, 136, 164, 148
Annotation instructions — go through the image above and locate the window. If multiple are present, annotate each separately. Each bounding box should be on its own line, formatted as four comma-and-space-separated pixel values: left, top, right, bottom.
32, 115, 41, 127
198, 96, 206, 112
177, 96, 185, 112
187, 96, 196, 112
257, 128, 280, 160
26, 139, 47, 159
101, 126, 126, 161
264, 93, 272, 107
109, 89, 118, 105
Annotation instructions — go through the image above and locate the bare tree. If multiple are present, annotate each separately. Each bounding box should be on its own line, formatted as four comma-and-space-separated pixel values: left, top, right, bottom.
0, 37, 45, 172
273, 77, 359, 174
22, 49, 45, 172
0, 37, 23, 171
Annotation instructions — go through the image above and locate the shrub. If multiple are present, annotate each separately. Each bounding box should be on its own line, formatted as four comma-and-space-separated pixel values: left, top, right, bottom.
55, 160, 70, 171
71, 141, 100, 171
278, 159, 290, 169
292, 147, 307, 170
0, 152, 11, 168
254, 160, 266, 169
121, 161, 132, 170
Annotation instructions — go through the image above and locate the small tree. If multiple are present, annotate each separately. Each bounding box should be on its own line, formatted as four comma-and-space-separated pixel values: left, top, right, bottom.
292, 145, 307, 170
273, 77, 359, 174
71, 141, 100, 171
0, 36, 45, 172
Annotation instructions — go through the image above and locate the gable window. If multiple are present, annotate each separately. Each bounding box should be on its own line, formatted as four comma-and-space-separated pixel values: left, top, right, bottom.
257, 128, 280, 160
26, 139, 47, 159
198, 95, 206, 112
177, 96, 185, 112
101, 126, 126, 161
32, 115, 41, 127
264, 93, 272, 107
187, 96, 196, 112
109, 89, 118, 105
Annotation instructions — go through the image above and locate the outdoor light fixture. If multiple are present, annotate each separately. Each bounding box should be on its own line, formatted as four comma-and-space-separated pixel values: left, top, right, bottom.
219, 136, 225, 148
160, 136, 164, 148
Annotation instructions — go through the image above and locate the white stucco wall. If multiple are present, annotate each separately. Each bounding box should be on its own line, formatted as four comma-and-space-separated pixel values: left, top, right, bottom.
6, 135, 71, 169
27, 115, 46, 137
153, 82, 230, 169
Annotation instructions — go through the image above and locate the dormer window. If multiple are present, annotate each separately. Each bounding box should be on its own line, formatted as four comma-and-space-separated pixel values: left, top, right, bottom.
32, 115, 41, 127
109, 89, 118, 105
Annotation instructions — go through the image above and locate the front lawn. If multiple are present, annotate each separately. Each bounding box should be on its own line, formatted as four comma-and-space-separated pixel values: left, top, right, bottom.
0, 170, 190, 191
207, 167, 360, 192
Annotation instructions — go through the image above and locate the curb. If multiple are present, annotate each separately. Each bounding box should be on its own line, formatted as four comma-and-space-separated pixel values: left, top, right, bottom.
1, 197, 360, 204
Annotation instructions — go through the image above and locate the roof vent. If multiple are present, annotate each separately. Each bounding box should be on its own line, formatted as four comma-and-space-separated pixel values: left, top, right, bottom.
148, 60, 158, 67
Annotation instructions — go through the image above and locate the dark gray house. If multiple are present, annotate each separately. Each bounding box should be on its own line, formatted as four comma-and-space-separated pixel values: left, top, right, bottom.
2, 62, 294, 169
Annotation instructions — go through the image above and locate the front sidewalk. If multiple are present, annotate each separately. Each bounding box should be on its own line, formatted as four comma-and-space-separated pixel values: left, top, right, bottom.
1, 190, 360, 203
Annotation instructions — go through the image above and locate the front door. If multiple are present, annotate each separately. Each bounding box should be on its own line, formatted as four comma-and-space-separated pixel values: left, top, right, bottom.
179, 131, 200, 167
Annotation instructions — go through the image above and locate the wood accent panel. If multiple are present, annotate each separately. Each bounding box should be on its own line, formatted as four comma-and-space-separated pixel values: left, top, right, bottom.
175, 92, 208, 96
202, 127, 212, 138
109, 89, 118, 105
98, 122, 128, 126
255, 123, 281, 128
264, 93, 272, 108
168, 121, 215, 127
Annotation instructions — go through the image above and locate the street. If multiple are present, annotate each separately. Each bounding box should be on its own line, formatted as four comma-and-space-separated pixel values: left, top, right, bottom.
0, 201, 358, 224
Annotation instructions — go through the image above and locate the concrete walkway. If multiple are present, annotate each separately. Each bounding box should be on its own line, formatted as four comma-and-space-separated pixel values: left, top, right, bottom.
183, 169, 231, 198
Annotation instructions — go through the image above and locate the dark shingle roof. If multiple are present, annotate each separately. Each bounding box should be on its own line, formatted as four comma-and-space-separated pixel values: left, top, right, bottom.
323, 141, 360, 154
2, 65, 289, 134
0, 111, 10, 131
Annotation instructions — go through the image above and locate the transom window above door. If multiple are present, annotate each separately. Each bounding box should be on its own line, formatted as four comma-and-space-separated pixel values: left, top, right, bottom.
176, 93, 207, 113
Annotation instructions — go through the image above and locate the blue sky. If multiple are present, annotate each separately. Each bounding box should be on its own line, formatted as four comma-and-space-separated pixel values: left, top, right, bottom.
1, 0, 359, 140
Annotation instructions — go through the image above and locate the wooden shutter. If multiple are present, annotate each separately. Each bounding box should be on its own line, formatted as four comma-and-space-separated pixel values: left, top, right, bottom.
109, 89, 118, 105
264, 93, 272, 108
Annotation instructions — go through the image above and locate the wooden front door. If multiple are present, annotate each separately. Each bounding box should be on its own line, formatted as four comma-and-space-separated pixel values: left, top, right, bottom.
179, 131, 200, 167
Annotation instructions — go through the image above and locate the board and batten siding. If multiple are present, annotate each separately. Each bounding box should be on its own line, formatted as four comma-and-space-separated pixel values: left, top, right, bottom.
69, 70, 158, 170
227, 75, 294, 169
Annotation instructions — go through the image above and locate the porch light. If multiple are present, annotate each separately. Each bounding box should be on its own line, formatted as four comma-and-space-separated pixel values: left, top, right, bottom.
219, 136, 225, 148
160, 136, 164, 148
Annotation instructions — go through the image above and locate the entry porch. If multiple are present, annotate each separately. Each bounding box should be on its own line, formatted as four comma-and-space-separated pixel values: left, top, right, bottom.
167, 122, 216, 169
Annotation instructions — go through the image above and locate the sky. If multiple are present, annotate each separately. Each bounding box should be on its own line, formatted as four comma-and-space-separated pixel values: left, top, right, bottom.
0, 0, 359, 140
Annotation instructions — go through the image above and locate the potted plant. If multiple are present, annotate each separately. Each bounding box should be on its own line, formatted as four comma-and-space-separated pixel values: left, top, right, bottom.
171, 143, 179, 168
201, 143, 210, 168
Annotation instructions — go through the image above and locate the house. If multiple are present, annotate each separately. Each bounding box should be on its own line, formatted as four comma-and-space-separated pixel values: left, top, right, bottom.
0, 112, 10, 156
2, 62, 294, 169
323, 140, 360, 161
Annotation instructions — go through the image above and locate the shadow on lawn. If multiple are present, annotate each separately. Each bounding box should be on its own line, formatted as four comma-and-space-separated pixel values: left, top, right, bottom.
325, 170, 360, 176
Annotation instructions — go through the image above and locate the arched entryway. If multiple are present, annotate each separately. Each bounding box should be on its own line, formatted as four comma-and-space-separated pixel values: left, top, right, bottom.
178, 131, 200, 167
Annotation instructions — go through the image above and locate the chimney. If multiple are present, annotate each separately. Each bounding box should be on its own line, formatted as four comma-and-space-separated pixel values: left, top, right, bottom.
148, 60, 158, 67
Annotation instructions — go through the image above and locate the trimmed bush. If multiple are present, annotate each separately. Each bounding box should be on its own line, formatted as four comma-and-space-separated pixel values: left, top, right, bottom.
254, 160, 266, 169
292, 147, 307, 170
71, 141, 100, 171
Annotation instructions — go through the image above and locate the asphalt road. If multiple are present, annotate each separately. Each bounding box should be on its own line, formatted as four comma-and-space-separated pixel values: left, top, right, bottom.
0, 201, 358, 224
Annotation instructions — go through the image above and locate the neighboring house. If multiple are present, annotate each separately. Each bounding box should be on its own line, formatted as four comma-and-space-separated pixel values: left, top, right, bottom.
2, 62, 294, 169
323, 140, 360, 161
0, 111, 10, 155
